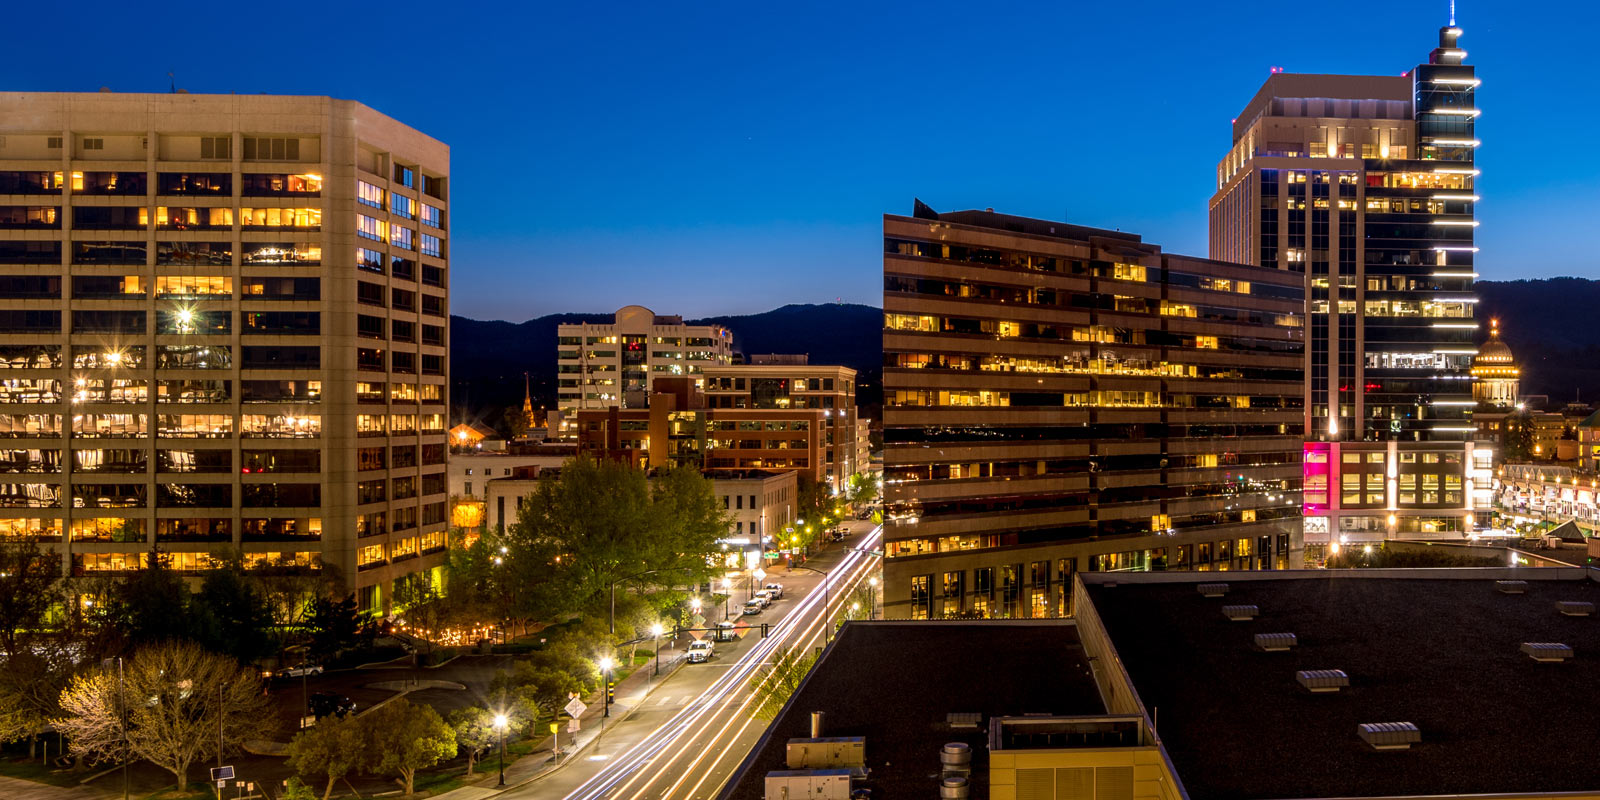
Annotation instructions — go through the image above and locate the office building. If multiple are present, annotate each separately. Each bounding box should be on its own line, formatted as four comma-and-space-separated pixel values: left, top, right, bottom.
881, 203, 1304, 619
1209, 22, 1489, 550
703, 361, 859, 488
0, 92, 450, 612
555, 304, 732, 436
725, 570, 1600, 800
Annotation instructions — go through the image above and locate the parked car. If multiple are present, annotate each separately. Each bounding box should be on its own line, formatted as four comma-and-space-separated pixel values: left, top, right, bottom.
687, 640, 715, 663
713, 621, 737, 641
308, 692, 356, 719
829, 529, 847, 542
742, 599, 764, 616
279, 663, 324, 678
764, 582, 785, 599
754, 589, 776, 606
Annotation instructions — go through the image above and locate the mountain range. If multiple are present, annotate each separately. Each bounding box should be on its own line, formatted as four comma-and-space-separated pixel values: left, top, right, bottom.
450, 278, 1600, 424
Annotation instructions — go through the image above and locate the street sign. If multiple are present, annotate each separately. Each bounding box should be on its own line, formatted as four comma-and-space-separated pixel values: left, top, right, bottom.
563, 697, 587, 718
690, 613, 705, 628
567, 718, 580, 733
211, 766, 235, 781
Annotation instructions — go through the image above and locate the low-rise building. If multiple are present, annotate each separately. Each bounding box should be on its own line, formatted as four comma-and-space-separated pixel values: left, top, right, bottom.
702, 362, 858, 489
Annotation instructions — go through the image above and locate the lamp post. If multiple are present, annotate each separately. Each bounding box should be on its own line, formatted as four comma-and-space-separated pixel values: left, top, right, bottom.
789, 565, 832, 645
101, 658, 127, 800
598, 657, 615, 718
868, 576, 879, 620
493, 713, 508, 787
650, 623, 664, 676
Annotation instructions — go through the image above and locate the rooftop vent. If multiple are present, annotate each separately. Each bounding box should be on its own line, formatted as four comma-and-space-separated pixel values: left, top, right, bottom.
941, 742, 972, 776
1255, 632, 1297, 652
1359, 722, 1420, 750
1521, 642, 1573, 662
1197, 583, 1229, 598
940, 775, 970, 800
1557, 601, 1595, 617
1296, 669, 1349, 693
1495, 580, 1528, 595
946, 712, 982, 730
1222, 604, 1259, 622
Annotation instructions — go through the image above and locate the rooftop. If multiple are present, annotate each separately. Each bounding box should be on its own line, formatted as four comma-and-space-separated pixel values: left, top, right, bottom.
721, 621, 1103, 800
1089, 574, 1600, 800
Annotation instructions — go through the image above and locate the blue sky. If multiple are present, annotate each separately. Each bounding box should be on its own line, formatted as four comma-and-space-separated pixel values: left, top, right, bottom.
9, 1, 1592, 320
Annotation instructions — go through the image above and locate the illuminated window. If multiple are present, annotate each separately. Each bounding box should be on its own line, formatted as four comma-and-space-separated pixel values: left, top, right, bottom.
357, 181, 384, 209
1112, 263, 1147, 282
1195, 336, 1219, 349
357, 214, 386, 242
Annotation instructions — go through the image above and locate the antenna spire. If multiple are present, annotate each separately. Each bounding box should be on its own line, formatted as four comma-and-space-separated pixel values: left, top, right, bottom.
1449, 0, 1456, 26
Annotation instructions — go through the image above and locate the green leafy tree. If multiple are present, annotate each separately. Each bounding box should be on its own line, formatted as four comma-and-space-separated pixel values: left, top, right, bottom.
282, 778, 318, 800
0, 541, 61, 658
55, 641, 269, 792
286, 713, 367, 800
306, 594, 364, 661
1502, 410, 1535, 462
193, 560, 275, 664
93, 550, 192, 649
364, 698, 456, 796
447, 706, 499, 776
748, 644, 817, 721
0, 646, 76, 745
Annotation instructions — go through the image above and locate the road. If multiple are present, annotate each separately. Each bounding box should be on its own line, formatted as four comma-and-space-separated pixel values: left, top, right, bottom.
508, 521, 882, 800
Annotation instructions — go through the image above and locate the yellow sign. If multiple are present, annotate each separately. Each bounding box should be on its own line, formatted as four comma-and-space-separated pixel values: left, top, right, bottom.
550, 722, 559, 734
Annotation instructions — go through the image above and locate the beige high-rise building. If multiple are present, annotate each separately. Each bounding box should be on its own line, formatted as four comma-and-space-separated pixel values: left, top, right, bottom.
0, 91, 450, 612
555, 304, 732, 437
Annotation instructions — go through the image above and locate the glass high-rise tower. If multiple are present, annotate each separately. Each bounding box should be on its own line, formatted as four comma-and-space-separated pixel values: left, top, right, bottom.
1209, 22, 1492, 552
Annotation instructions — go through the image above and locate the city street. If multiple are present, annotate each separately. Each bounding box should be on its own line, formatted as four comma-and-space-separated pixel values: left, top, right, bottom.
504, 521, 881, 800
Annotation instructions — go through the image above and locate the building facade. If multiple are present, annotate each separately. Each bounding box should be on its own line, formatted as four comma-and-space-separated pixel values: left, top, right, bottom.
0, 92, 450, 611
554, 304, 731, 436
1209, 24, 1488, 550
702, 363, 858, 488
881, 204, 1305, 619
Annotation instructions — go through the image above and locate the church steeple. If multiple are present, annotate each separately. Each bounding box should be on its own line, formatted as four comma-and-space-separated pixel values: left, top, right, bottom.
522, 371, 533, 414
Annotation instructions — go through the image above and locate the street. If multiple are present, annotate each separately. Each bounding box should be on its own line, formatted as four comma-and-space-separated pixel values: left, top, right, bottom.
507, 521, 881, 800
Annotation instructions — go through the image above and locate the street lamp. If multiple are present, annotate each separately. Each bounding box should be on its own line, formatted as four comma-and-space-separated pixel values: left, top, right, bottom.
789, 565, 832, 645
650, 623, 665, 676
868, 576, 879, 620
598, 657, 615, 718
492, 713, 509, 787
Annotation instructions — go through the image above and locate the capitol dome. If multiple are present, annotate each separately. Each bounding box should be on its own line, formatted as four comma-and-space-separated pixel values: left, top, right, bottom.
1471, 320, 1519, 408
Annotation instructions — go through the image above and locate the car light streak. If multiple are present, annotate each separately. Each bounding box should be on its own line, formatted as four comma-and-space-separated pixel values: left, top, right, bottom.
563, 526, 882, 800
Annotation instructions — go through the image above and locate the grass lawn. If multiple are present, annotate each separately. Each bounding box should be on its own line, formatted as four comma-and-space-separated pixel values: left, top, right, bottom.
0, 756, 81, 787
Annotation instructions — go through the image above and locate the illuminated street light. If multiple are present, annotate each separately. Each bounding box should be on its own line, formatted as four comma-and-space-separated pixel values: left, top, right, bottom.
493, 713, 509, 786
598, 657, 616, 718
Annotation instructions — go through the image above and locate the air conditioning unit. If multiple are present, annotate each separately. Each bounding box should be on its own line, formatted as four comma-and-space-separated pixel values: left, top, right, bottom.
1222, 604, 1259, 621
765, 769, 852, 800
1520, 642, 1573, 663
1556, 601, 1594, 617
1296, 669, 1349, 693
1197, 583, 1229, 598
1254, 632, 1297, 652
1359, 722, 1420, 750
1495, 580, 1528, 595
785, 737, 865, 770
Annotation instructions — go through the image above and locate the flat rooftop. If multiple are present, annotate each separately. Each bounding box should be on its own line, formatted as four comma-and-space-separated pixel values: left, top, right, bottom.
722, 621, 1103, 800
1089, 575, 1600, 799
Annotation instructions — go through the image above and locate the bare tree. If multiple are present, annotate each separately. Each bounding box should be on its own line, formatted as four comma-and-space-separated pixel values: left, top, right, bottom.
56, 641, 270, 791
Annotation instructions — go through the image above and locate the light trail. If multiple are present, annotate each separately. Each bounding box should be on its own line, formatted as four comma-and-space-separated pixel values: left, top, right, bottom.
562, 526, 882, 800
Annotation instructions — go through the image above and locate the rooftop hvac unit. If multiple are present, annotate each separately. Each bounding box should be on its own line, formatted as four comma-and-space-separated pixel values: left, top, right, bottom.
1197, 582, 1229, 598
1296, 669, 1350, 693
1495, 580, 1528, 595
785, 737, 865, 770
764, 769, 852, 800
940, 742, 972, 776
1254, 632, 1297, 652
1358, 722, 1420, 750
1222, 604, 1259, 621
940, 775, 970, 800
1520, 642, 1573, 662
1556, 601, 1595, 617
946, 712, 982, 730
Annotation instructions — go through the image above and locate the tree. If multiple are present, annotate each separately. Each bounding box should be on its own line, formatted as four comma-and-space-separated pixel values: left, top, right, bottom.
0, 541, 61, 657
1502, 409, 1535, 462
447, 706, 498, 776
192, 561, 274, 664
282, 778, 318, 800
0, 647, 76, 745
364, 698, 456, 796
306, 594, 363, 662
56, 641, 269, 791
286, 713, 366, 800
748, 644, 817, 721
92, 551, 191, 650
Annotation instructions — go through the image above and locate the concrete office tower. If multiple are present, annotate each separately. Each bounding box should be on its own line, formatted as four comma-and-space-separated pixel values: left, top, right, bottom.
881, 203, 1304, 619
1209, 23, 1492, 551
0, 92, 450, 612
555, 304, 732, 436
702, 363, 858, 489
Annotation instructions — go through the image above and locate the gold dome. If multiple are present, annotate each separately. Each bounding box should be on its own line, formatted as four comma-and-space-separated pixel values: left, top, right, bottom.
1471, 320, 1519, 377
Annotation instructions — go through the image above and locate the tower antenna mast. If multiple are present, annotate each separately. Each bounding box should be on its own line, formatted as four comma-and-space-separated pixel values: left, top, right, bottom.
1449, 0, 1456, 26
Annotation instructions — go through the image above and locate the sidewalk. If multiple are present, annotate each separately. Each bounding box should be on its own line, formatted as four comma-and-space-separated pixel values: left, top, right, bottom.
0, 775, 116, 800
435, 642, 688, 799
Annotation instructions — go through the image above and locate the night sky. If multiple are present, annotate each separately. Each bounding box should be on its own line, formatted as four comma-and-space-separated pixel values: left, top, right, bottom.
9, 2, 1593, 320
